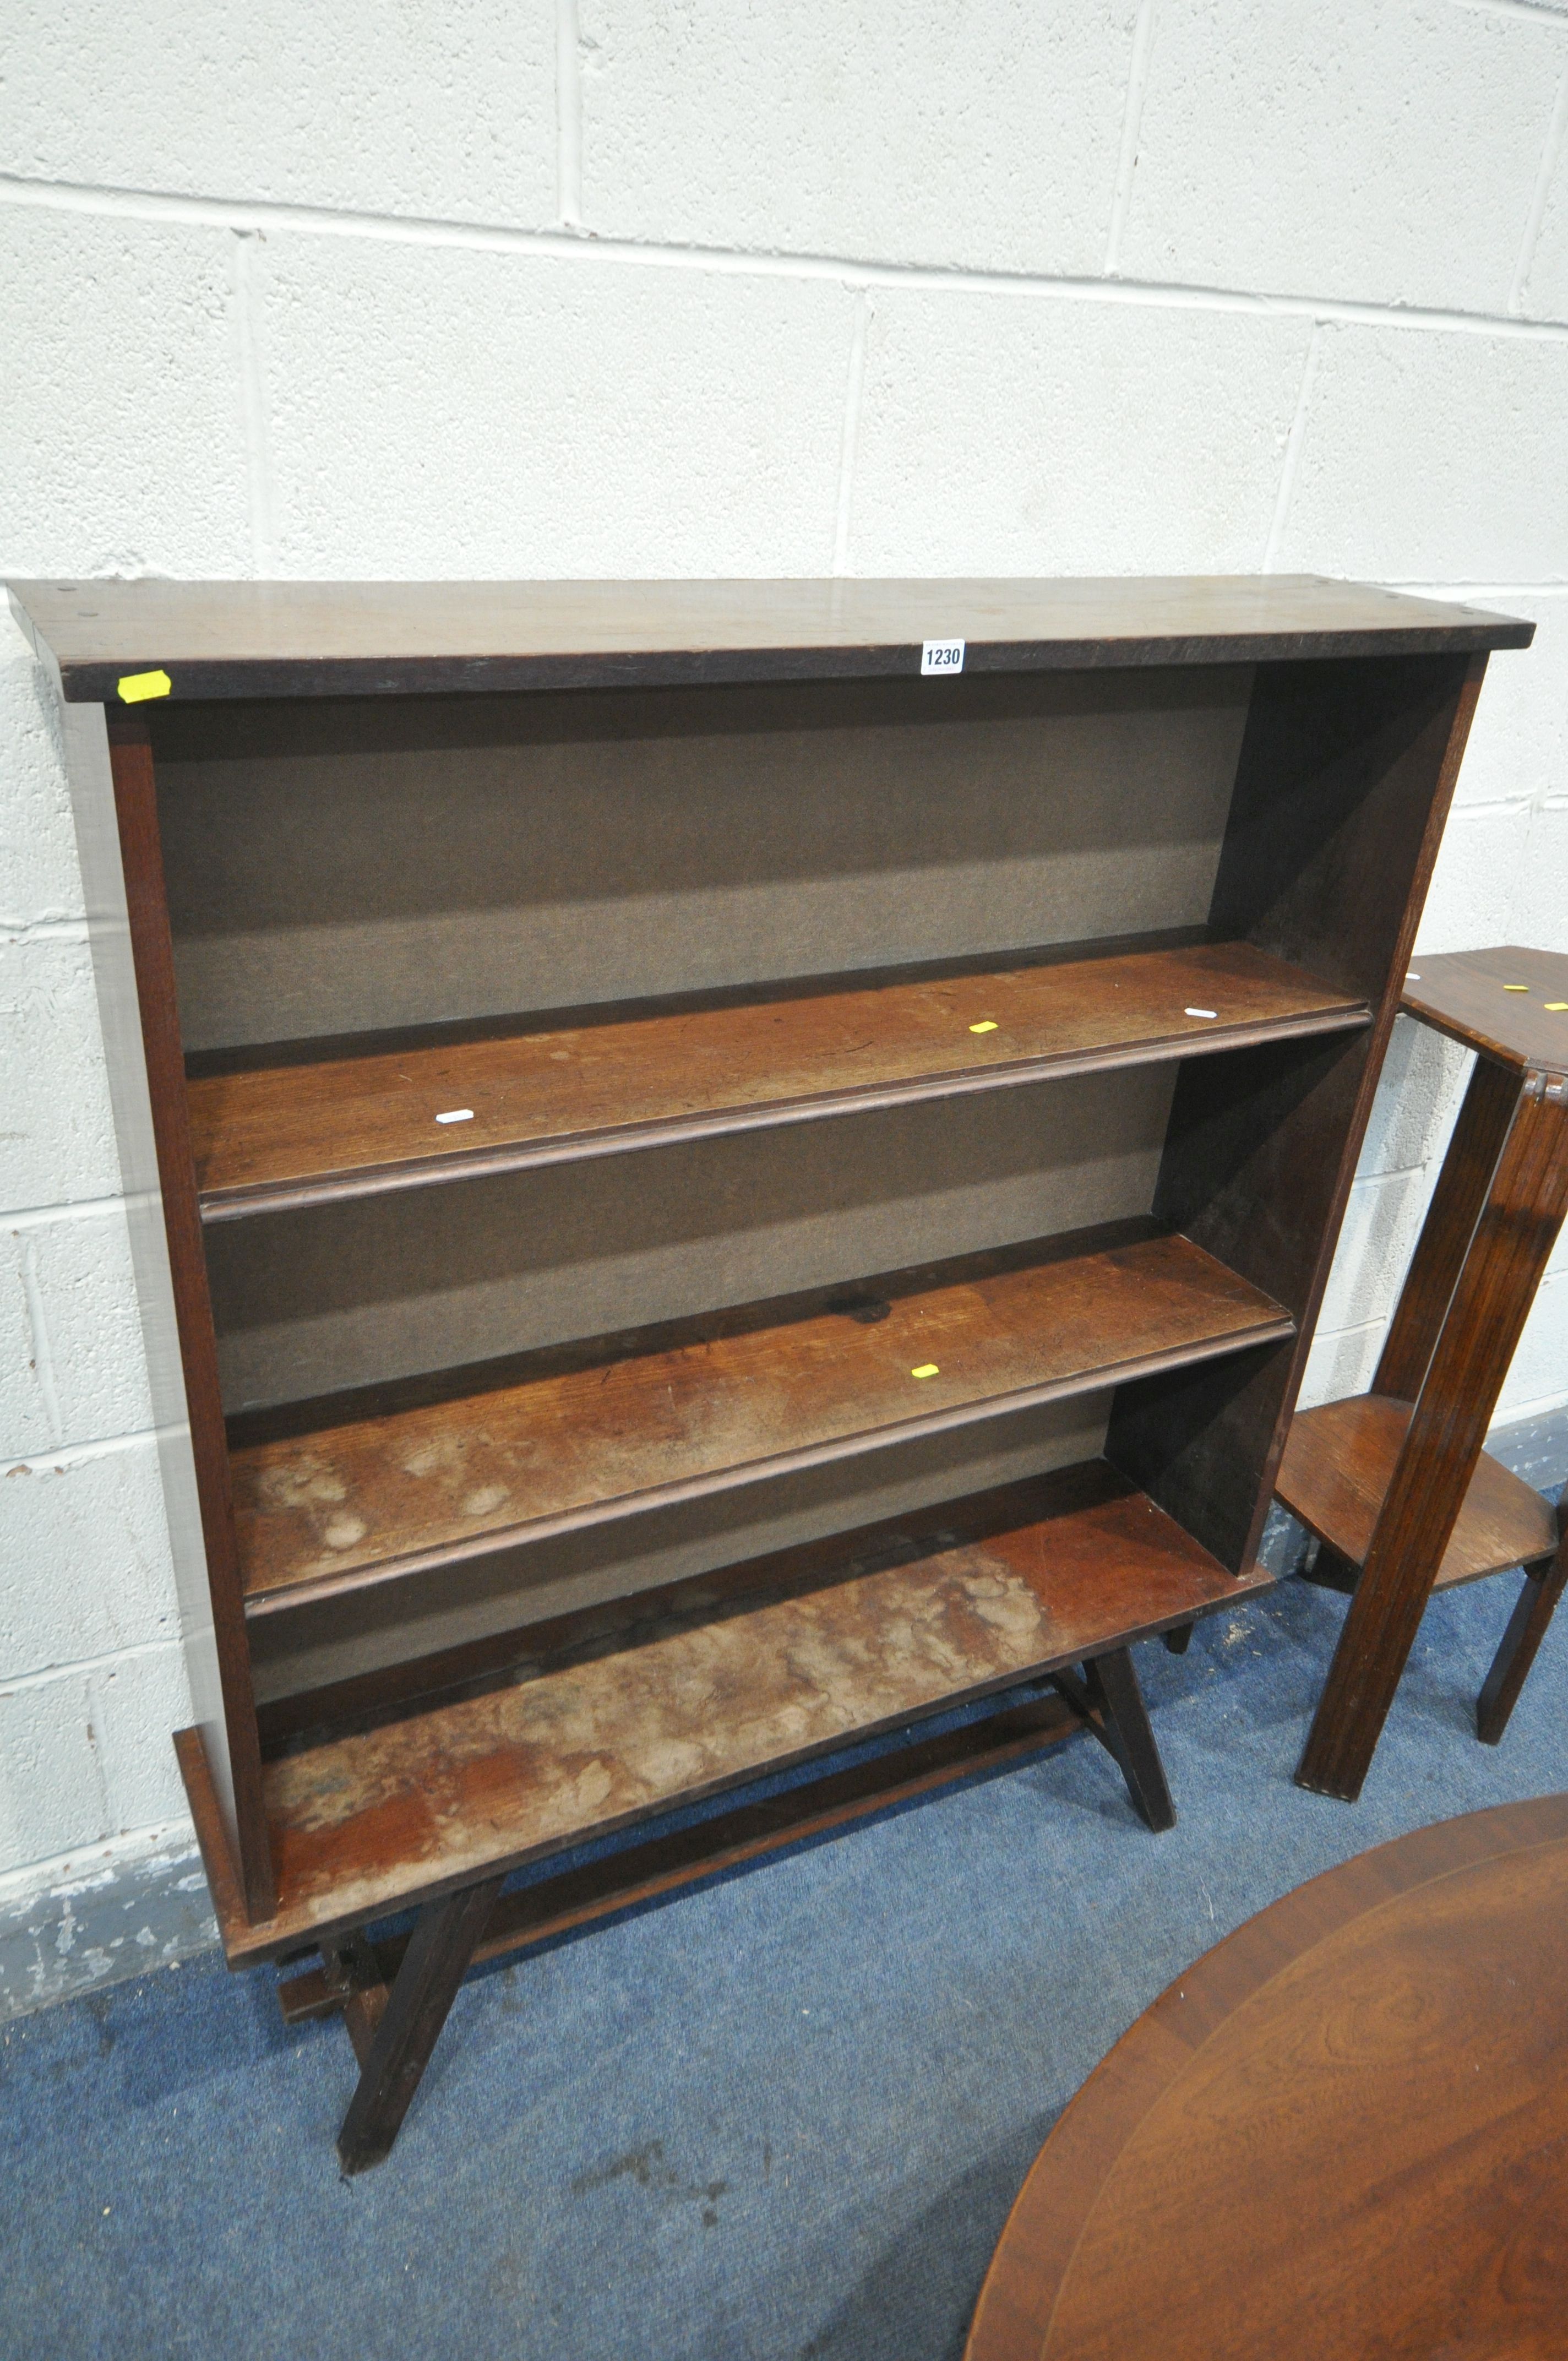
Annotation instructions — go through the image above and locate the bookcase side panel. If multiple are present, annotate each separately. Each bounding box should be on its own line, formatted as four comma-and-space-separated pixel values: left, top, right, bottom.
62, 705, 275, 1917
1107, 651, 1488, 1571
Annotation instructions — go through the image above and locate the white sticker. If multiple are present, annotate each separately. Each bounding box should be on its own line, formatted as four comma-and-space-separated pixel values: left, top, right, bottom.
436, 1108, 475, 1124
921, 639, 965, 677
1184, 1008, 1217, 1020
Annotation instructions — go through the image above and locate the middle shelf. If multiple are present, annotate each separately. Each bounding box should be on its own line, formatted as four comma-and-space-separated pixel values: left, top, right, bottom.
230, 1220, 1294, 1618
190, 934, 1369, 1220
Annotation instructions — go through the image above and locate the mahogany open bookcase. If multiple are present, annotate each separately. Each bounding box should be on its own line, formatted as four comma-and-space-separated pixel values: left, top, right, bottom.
8, 575, 1529, 2169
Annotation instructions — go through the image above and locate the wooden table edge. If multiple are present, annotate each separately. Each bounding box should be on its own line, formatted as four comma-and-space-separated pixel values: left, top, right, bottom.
963, 1792, 1568, 2361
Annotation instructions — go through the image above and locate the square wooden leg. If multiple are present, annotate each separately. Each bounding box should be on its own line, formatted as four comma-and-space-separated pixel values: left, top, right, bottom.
1477, 1529, 1568, 1746
1053, 1646, 1177, 1832
336, 1875, 505, 2174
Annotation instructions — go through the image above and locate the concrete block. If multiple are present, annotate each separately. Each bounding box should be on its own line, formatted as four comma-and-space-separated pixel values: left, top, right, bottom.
1121, 0, 1564, 312
0, 935, 121, 1214
1299, 1319, 1384, 1411
1509, 798, 1568, 957
1415, 799, 1535, 957
1315, 1166, 1427, 1337
1496, 1266, 1568, 1422
0, 1673, 107, 1870
89, 1647, 194, 1834
0, 208, 251, 578
1520, 115, 1568, 324
0, 1230, 52, 1455
19, 1210, 153, 1448
0, 1440, 178, 1683
579, 1, 1136, 273
1356, 1013, 1471, 1181
847, 291, 1310, 573
0, 0, 556, 230
0, 623, 83, 926
257, 239, 853, 576
1445, 592, 1568, 810
1281, 324, 1568, 584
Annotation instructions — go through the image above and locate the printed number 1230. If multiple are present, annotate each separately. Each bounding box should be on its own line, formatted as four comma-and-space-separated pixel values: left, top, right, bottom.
921, 639, 965, 676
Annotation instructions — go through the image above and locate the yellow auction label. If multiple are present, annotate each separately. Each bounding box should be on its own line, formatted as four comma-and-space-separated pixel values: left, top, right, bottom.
117, 670, 171, 703
910, 1364, 940, 1380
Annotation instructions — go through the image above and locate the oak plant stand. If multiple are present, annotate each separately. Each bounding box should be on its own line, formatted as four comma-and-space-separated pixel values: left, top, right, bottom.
1283, 945, 1568, 1802
8, 576, 1527, 2169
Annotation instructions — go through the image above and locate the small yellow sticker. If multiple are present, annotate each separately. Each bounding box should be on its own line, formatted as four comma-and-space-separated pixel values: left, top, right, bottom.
1504, 983, 1529, 992
1547, 1003, 1568, 1013
117, 670, 171, 703
910, 1363, 940, 1380
969, 1020, 998, 1034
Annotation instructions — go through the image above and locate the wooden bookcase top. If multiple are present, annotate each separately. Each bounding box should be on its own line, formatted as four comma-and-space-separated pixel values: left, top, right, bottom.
7, 574, 1532, 703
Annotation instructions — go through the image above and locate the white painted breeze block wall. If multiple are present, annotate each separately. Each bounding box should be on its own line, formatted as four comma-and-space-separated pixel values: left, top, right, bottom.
3, 0, 1568, 1900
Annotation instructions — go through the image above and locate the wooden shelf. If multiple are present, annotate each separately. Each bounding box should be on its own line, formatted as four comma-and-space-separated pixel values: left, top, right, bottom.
200, 1461, 1267, 1961
231, 1222, 1293, 1617
190, 938, 1369, 1220
1277, 1395, 1557, 1590
1402, 945, 1568, 1078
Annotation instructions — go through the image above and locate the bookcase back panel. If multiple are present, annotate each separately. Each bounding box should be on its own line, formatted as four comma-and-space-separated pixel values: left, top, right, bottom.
246, 1390, 1113, 1710
207, 1063, 1176, 1413
153, 668, 1252, 1053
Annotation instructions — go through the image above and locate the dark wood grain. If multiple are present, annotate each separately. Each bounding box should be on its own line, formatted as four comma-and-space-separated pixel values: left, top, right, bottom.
1298, 1074, 1568, 1800
1374, 1052, 1521, 1399
1277, 1394, 1557, 1587
106, 722, 275, 1919
1109, 653, 1488, 1575
189, 938, 1367, 1220
1404, 944, 1568, 1075
228, 1226, 1293, 1614
1477, 1522, 1568, 1744
335, 1874, 505, 2173
965, 1796, 1568, 2361
7, 577, 1531, 704
186, 1460, 1264, 1963
1050, 1647, 1176, 1832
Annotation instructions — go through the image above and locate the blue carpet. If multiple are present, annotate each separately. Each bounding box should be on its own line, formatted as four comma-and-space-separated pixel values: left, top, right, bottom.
4, 1549, 1566, 2361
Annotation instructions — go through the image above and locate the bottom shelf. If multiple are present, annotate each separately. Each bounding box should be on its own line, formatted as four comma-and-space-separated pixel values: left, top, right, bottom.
1277, 1395, 1558, 1591
275, 1689, 1085, 2026
187, 1459, 1266, 1962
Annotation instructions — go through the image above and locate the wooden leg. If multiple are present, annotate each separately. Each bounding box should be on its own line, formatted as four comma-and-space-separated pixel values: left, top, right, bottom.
1298, 1075, 1568, 1803
1374, 1055, 1522, 1400
1298, 1542, 1359, 1596
1477, 1530, 1568, 1747
1162, 1623, 1193, 1655
1054, 1647, 1176, 1833
336, 1875, 504, 2174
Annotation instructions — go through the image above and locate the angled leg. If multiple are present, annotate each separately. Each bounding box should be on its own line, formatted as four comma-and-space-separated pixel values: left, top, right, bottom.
1477, 1524, 1568, 1746
1373, 1054, 1521, 1400
336, 1875, 504, 2174
1298, 1075, 1568, 1802
1053, 1647, 1175, 1832
1162, 1623, 1193, 1656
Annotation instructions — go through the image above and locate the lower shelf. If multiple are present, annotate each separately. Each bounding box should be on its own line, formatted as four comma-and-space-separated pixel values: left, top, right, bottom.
275, 1688, 1085, 2026
184, 1458, 1267, 1962
1277, 1395, 1558, 1590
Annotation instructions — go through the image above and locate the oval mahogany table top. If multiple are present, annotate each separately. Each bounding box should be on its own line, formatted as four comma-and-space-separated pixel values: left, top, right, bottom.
966, 1795, 1568, 2361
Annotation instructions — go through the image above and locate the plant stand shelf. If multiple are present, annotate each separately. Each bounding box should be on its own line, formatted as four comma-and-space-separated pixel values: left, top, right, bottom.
9, 573, 1528, 2164
1284, 945, 1568, 1798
